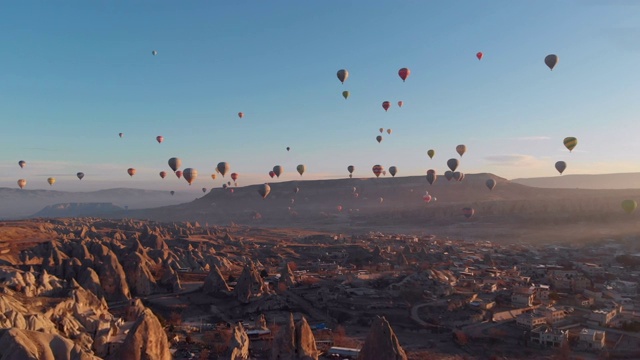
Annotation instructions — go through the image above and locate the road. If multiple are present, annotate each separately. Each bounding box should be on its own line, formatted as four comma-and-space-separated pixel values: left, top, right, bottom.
108, 281, 203, 310
285, 289, 335, 327
410, 300, 449, 328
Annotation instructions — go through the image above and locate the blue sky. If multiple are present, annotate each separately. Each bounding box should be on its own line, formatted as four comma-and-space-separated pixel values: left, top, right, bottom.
1, 1, 640, 192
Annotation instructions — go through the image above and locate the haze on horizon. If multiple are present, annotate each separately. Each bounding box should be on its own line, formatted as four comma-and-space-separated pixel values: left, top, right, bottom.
2, 1, 640, 193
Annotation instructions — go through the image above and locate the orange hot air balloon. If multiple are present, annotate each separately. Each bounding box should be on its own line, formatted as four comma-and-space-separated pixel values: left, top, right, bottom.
211, 174, 217, 180
175, 170, 183, 179
156, 136, 164, 144
238, 112, 244, 119
398, 68, 410, 82
17, 179, 26, 189
231, 173, 239, 182
476, 52, 483, 60
159, 171, 167, 179
397, 101, 403, 107
127, 168, 136, 177
382, 101, 391, 112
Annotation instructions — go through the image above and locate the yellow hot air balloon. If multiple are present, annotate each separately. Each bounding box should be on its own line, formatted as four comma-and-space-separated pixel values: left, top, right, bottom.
427, 149, 435, 159
342, 91, 350, 99
296, 164, 306, 176
47, 177, 56, 186
563, 137, 577, 152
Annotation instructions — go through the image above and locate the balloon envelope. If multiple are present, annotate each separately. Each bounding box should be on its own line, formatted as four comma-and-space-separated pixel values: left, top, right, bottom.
238, 112, 244, 119
273, 165, 284, 178
18, 161, 26, 169
397, 101, 403, 107
152, 50, 157, 56
211, 174, 217, 180
387, 129, 392, 135
342, 91, 350, 99
258, 184, 271, 199
398, 67, 410, 82
486, 178, 497, 191
296, 164, 306, 176
426, 170, 437, 185
563, 137, 577, 152
175, 170, 183, 179
376, 135, 383, 143
17, 179, 26, 189
545, 54, 559, 70
269, 171, 275, 178
382, 101, 391, 112
202, 187, 207, 193
462, 207, 475, 219
337, 69, 349, 84
231, 173, 239, 181
170, 191, 175, 195
168, 158, 182, 172
347, 165, 354, 174
47, 177, 56, 185
119, 133, 123, 138
456, 144, 467, 157
622, 200, 637, 214
183, 168, 197, 185
389, 166, 397, 177
77, 172, 84, 180
444, 170, 454, 181
476, 52, 483, 60
555, 161, 567, 174
127, 168, 136, 177
156, 136, 164, 144
160, 171, 167, 179
427, 149, 435, 159
217, 162, 230, 177
447, 158, 459, 172
372, 165, 384, 178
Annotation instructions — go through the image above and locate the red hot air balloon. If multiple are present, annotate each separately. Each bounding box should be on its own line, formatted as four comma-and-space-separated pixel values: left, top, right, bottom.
238, 112, 244, 119
156, 136, 164, 144
398, 68, 410, 82
336, 205, 343, 212
269, 171, 276, 178
127, 168, 136, 177
423, 195, 432, 203
397, 101, 403, 108
372, 165, 384, 178
175, 170, 183, 179
476, 52, 483, 60
159, 171, 167, 179
382, 101, 391, 112
462, 207, 475, 219
231, 173, 239, 182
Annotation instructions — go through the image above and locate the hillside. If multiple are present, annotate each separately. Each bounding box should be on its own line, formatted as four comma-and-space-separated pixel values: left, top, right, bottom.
512, 172, 640, 189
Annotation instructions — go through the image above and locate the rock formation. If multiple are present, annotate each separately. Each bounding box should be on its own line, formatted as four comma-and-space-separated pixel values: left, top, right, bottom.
0, 328, 98, 360
357, 316, 407, 360
295, 317, 318, 360
234, 261, 268, 304
227, 322, 250, 360
109, 308, 171, 360
203, 265, 231, 295
271, 313, 318, 360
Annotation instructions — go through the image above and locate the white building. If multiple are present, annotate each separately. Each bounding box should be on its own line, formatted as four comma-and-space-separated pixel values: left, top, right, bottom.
530, 325, 568, 348
578, 328, 606, 350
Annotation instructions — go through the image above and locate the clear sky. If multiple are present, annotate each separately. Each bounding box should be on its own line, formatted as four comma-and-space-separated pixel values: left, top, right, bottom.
1, 1, 640, 193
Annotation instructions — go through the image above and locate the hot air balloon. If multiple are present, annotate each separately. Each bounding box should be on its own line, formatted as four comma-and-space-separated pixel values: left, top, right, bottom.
286, 147, 290, 152
456, 144, 467, 157
347, 165, 354, 175
376, 135, 383, 143
336, 205, 343, 212
222, 184, 228, 189
398, 68, 410, 82
17, 179, 26, 189
119, 133, 123, 138
77, 172, 84, 180
273, 165, 284, 178
383, 171, 387, 176
476, 52, 483, 60
18, 161, 26, 169
342, 91, 350, 99
217, 162, 230, 177
444, 170, 454, 181
427, 149, 435, 159
563, 137, 577, 152
453, 172, 464, 182
555, 161, 567, 175
387, 129, 392, 135
462, 207, 475, 219
379, 197, 384, 204
382, 101, 391, 112
168, 158, 182, 172
170, 191, 175, 196
202, 187, 207, 193
545, 54, 559, 70
622, 200, 637, 214
349, 174, 352, 178
372, 165, 384, 178
227, 181, 231, 186
337, 69, 349, 84
353, 187, 357, 193
160, 171, 167, 179
156, 136, 164, 144
294, 187, 300, 194
238, 112, 244, 119
127, 168, 136, 177
486, 179, 497, 191
258, 184, 271, 199
152, 50, 158, 56
379, 128, 384, 133
183, 168, 197, 185
398, 101, 403, 107
211, 174, 217, 180
447, 158, 459, 172
423, 194, 432, 203
231, 173, 239, 182
269, 171, 276, 178
47, 177, 56, 186
426, 169, 437, 185
353, 193, 359, 198
296, 164, 306, 176
389, 166, 397, 177
175, 170, 183, 179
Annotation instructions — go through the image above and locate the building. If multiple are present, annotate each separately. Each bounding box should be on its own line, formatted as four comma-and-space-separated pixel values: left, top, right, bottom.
529, 325, 568, 348
538, 306, 566, 325
326, 346, 360, 359
589, 307, 618, 326
578, 328, 606, 350
512, 287, 535, 307
516, 312, 547, 329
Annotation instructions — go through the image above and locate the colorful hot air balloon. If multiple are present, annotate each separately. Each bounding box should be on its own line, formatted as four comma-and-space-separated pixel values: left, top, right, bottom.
563, 137, 578, 152
444, 171, 454, 181
127, 168, 136, 177
453, 172, 464, 182
296, 164, 306, 176
258, 184, 271, 199
555, 161, 567, 175
342, 91, 350, 100
47, 177, 56, 186
152, 50, 158, 56
622, 200, 637, 214
382, 101, 391, 112
427, 149, 435, 159
18, 161, 26, 169
476, 52, 483, 60
372, 165, 384, 178
337, 69, 349, 84
389, 166, 397, 177
119, 133, 123, 138
294, 187, 300, 194
168, 158, 182, 172
462, 207, 475, 219
376, 135, 383, 143
175, 170, 183, 179
486, 179, 497, 191
387, 129, 392, 135
456, 144, 467, 157
423, 194, 432, 203
347, 165, 354, 175
397, 101, 403, 107
211, 174, 217, 180
160, 171, 167, 179
273, 165, 284, 178
447, 158, 459, 172
336, 205, 343, 212
545, 54, 559, 70
238, 112, 244, 119
398, 68, 410, 82
231, 173, 239, 182
217, 162, 230, 177
156, 136, 164, 144
183, 168, 197, 185
269, 171, 276, 178
17, 179, 26, 189
202, 187, 207, 193
77, 172, 84, 180
426, 169, 437, 185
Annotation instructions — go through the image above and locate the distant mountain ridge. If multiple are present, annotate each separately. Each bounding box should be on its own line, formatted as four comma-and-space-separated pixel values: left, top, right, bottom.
32, 202, 123, 218
512, 172, 640, 189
